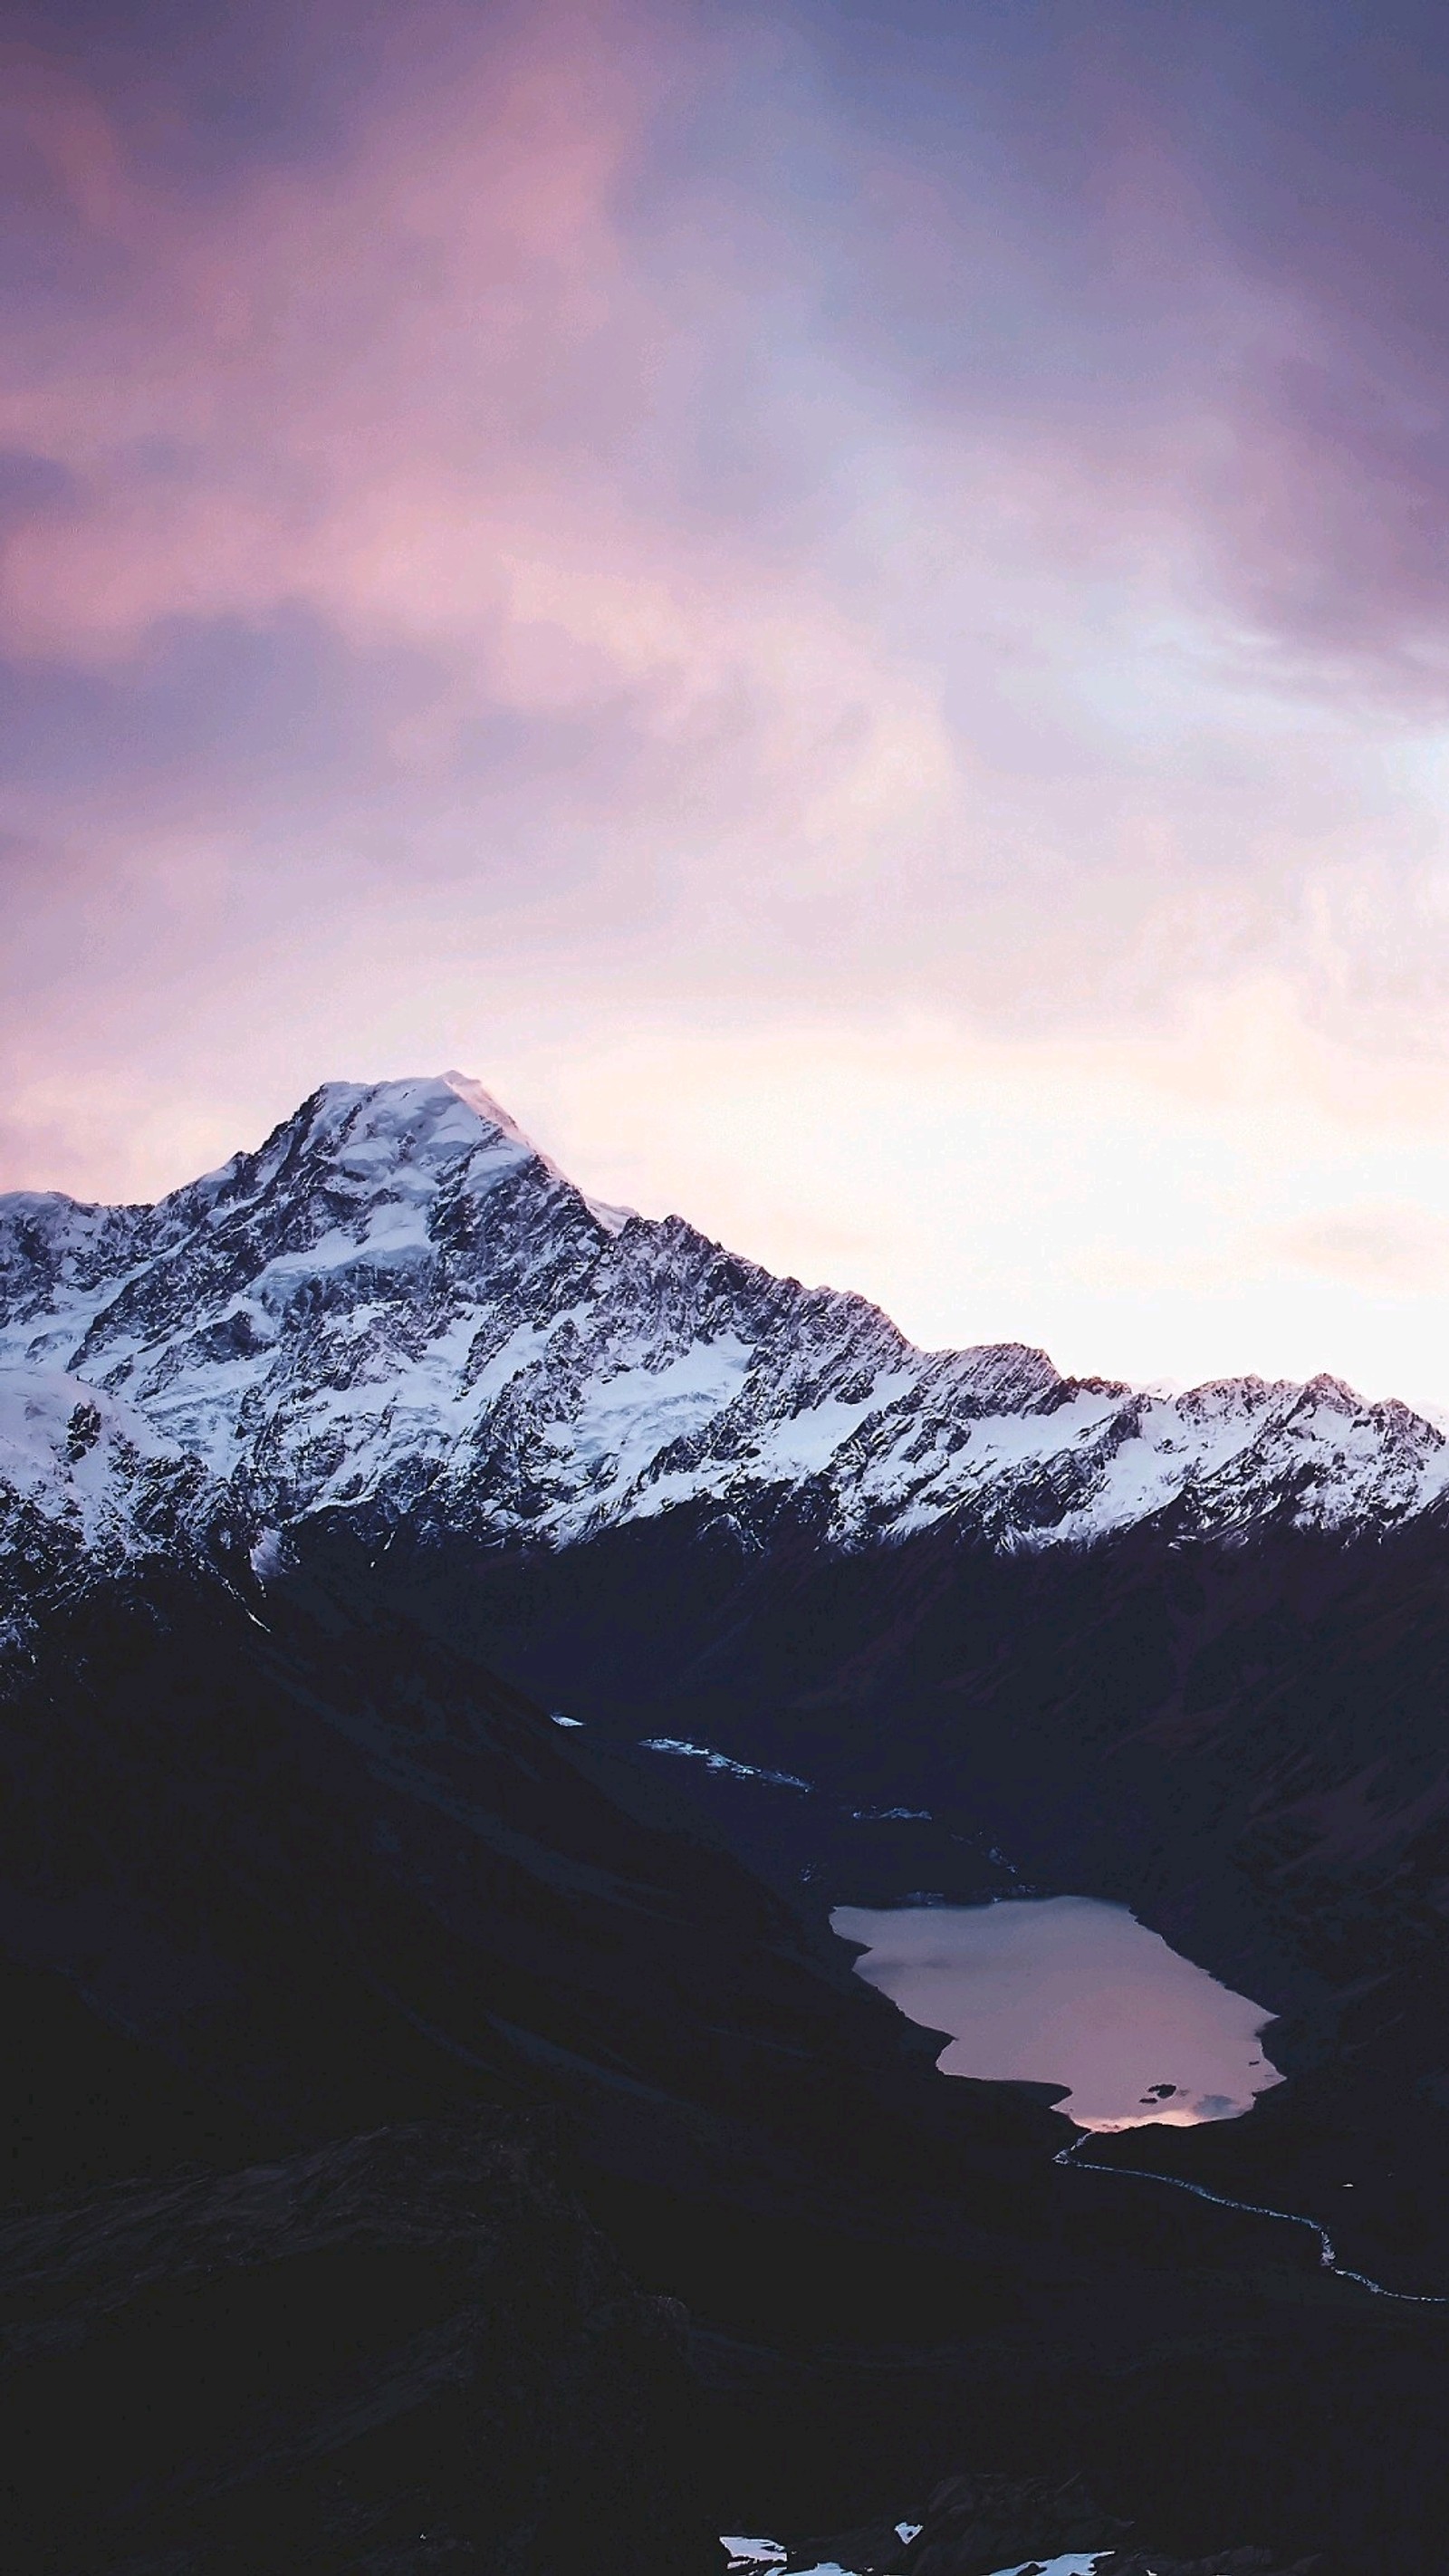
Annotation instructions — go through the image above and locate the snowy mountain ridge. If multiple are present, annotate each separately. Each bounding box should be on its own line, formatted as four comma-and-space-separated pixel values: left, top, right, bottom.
0, 1368, 233, 1641
1, 1070, 1445, 1579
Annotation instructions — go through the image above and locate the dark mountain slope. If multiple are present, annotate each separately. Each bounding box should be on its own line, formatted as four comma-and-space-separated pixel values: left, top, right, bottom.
325, 1500, 1449, 2294
7, 1075, 1449, 2564
0, 1558, 1062, 2227
4, 1555, 1449, 2569
304, 1501, 1449, 1926
0, 1559, 1062, 2571
2, 2108, 719, 2576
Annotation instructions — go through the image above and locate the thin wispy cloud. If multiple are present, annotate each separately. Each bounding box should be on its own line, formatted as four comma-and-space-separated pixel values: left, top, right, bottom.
6, 0, 1449, 1399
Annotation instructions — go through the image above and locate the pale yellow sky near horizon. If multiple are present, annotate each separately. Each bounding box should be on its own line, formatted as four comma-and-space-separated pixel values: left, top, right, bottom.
13, 5, 1449, 1422
11, 976, 1449, 1420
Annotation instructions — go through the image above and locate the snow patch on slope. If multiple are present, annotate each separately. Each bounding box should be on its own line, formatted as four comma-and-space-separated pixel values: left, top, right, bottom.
2, 1072, 1445, 1562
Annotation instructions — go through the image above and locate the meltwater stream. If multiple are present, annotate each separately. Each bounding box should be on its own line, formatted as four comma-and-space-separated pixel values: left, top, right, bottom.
833, 1896, 1449, 2307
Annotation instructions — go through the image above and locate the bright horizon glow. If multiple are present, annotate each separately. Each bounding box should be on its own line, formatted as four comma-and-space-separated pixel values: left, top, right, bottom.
11, 999, 1449, 1416
8, 4, 1449, 1409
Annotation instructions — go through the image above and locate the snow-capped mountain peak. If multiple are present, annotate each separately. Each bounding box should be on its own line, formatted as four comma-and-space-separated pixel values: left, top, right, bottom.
1, 1072, 1445, 1570
437, 1066, 535, 1140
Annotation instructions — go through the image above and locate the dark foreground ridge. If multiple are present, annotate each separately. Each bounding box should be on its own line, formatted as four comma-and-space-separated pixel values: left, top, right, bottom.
2, 2107, 719, 2575
4, 1553, 1449, 2572
5, 1079, 1449, 2568
764, 2472, 1322, 2574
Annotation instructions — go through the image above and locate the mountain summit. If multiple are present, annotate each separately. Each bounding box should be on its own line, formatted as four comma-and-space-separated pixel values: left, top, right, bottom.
0, 1072, 1444, 1582
5, 1078, 1449, 2576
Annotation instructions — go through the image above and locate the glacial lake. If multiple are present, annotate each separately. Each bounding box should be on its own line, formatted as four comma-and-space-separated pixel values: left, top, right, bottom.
831, 1896, 1284, 2130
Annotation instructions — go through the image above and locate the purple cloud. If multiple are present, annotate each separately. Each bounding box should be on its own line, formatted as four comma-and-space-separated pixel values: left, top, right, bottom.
6, 0, 1449, 1260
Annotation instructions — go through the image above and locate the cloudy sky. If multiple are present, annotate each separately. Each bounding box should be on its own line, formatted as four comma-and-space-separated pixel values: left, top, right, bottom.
8, 0, 1449, 1399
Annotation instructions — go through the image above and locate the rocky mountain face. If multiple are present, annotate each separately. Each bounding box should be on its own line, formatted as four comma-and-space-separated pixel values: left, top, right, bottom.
0, 1370, 233, 1645
1, 1072, 1445, 1592
9, 1072, 1449, 2244
8, 1074, 1449, 2571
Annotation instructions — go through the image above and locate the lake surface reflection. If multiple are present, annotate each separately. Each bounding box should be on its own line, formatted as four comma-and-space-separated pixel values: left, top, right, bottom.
831, 1896, 1284, 2130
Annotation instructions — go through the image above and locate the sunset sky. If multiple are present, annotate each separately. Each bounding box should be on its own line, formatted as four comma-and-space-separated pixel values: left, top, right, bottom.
9, 1, 1449, 1401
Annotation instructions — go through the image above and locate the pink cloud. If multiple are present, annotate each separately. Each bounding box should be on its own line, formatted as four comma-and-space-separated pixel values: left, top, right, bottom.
0, 4, 664, 649
7, 0, 1449, 1248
